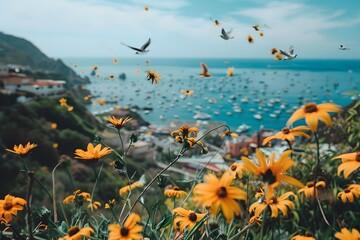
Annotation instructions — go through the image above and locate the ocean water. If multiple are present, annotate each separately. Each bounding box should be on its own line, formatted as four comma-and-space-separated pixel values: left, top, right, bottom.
64, 58, 360, 133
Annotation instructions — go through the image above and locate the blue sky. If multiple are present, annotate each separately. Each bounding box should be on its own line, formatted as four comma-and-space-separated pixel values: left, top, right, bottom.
0, 0, 359, 59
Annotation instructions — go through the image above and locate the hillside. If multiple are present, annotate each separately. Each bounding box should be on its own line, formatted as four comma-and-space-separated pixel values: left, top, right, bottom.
0, 32, 88, 85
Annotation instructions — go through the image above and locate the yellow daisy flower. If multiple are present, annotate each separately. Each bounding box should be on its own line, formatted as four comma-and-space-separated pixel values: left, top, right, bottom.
334, 228, 360, 240
247, 35, 254, 44
259, 31, 264, 37
146, 69, 161, 84
271, 48, 278, 55
0, 195, 26, 223
108, 213, 143, 240
227, 67, 234, 77
241, 149, 304, 198
164, 186, 188, 198
180, 89, 194, 96
249, 191, 296, 218
74, 143, 111, 162
119, 181, 143, 196
106, 116, 133, 130
220, 130, 239, 139
59, 97, 67, 106
337, 184, 360, 203
291, 232, 315, 240
229, 162, 246, 179
193, 172, 247, 223
6, 142, 37, 155
105, 199, 116, 209
274, 53, 283, 60
287, 102, 341, 132
262, 126, 310, 146
51, 123, 58, 129
170, 125, 199, 139
298, 181, 326, 198
332, 152, 360, 179
91, 65, 98, 71
58, 226, 94, 240
172, 207, 206, 232
87, 201, 101, 210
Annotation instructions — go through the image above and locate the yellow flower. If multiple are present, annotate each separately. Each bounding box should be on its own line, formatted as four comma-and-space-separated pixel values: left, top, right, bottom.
337, 184, 360, 203
59, 97, 67, 106
172, 207, 206, 232
291, 232, 315, 240
146, 70, 161, 84
170, 125, 199, 139
51, 123, 58, 129
164, 186, 188, 198
274, 53, 283, 60
113, 58, 118, 64
287, 102, 341, 132
180, 89, 194, 96
87, 201, 101, 210
53, 143, 59, 149
255, 188, 264, 199
241, 149, 304, 198
63, 190, 91, 206
144, 6, 149, 11
106, 116, 133, 130
262, 126, 310, 146
193, 172, 247, 223
271, 48, 278, 55
58, 226, 94, 240
259, 31, 264, 37
226, 67, 234, 77
298, 181, 326, 198
247, 35, 254, 43
229, 162, 246, 179
108, 213, 143, 240
334, 228, 360, 240
220, 130, 239, 139
97, 99, 106, 105
6, 142, 37, 155
0, 194, 26, 223
332, 152, 360, 179
249, 191, 296, 218
249, 215, 262, 225
74, 143, 112, 161
119, 181, 143, 195
67, 106, 74, 112
105, 199, 116, 209
91, 65, 98, 70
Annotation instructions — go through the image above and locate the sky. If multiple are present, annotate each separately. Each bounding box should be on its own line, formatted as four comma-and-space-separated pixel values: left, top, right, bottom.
0, 0, 359, 59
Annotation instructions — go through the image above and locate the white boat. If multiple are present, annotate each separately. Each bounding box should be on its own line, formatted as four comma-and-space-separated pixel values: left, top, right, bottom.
193, 112, 212, 120
253, 114, 262, 120
235, 124, 251, 133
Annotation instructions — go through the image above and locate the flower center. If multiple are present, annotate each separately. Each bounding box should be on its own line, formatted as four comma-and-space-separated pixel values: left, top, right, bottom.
68, 226, 80, 237
230, 164, 237, 171
356, 153, 360, 162
304, 103, 318, 113
188, 212, 197, 222
121, 227, 129, 237
344, 189, 351, 193
181, 126, 190, 137
3, 203, 13, 211
306, 182, 314, 188
173, 186, 180, 191
216, 187, 227, 198
269, 197, 278, 204
281, 128, 290, 134
262, 169, 276, 185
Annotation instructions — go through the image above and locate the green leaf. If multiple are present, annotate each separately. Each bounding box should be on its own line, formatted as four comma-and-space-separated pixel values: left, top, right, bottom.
184, 215, 209, 240
155, 213, 173, 231
176, 179, 194, 184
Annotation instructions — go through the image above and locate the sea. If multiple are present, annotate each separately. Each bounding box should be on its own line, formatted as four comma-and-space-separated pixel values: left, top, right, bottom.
63, 58, 360, 133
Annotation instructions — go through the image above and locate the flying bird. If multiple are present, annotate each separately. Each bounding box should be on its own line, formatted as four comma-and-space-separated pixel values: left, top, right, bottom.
339, 45, 350, 50
121, 38, 151, 54
199, 63, 212, 77
279, 45, 297, 60
220, 28, 234, 40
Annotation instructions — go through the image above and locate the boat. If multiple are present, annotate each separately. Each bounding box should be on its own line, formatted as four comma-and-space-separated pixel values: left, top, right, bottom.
193, 112, 212, 120
253, 114, 262, 120
235, 124, 251, 133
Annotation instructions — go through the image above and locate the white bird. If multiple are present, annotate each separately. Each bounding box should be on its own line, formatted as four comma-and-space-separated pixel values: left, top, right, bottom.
220, 28, 234, 40
339, 45, 350, 50
280, 45, 297, 60
121, 38, 151, 54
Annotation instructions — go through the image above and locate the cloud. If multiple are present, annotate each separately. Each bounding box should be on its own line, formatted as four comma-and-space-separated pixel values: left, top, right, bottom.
0, 0, 358, 58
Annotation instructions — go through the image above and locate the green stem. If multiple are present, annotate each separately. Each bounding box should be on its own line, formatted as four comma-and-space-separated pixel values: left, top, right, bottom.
90, 162, 105, 211
229, 223, 257, 240
117, 129, 124, 154
312, 132, 320, 234
124, 148, 186, 224
52, 162, 62, 223
260, 207, 269, 240
26, 171, 35, 240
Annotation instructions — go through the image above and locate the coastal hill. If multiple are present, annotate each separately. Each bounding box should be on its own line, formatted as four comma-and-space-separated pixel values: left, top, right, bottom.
0, 31, 88, 85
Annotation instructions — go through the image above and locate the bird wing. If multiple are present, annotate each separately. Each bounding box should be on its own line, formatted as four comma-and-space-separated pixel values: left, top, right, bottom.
279, 49, 291, 58
227, 28, 233, 35
140, 38, 151, 51
121, 43, 142, 52
221, 28, 227, 37
289, 45, 294, 55
200, 63, 209, 74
